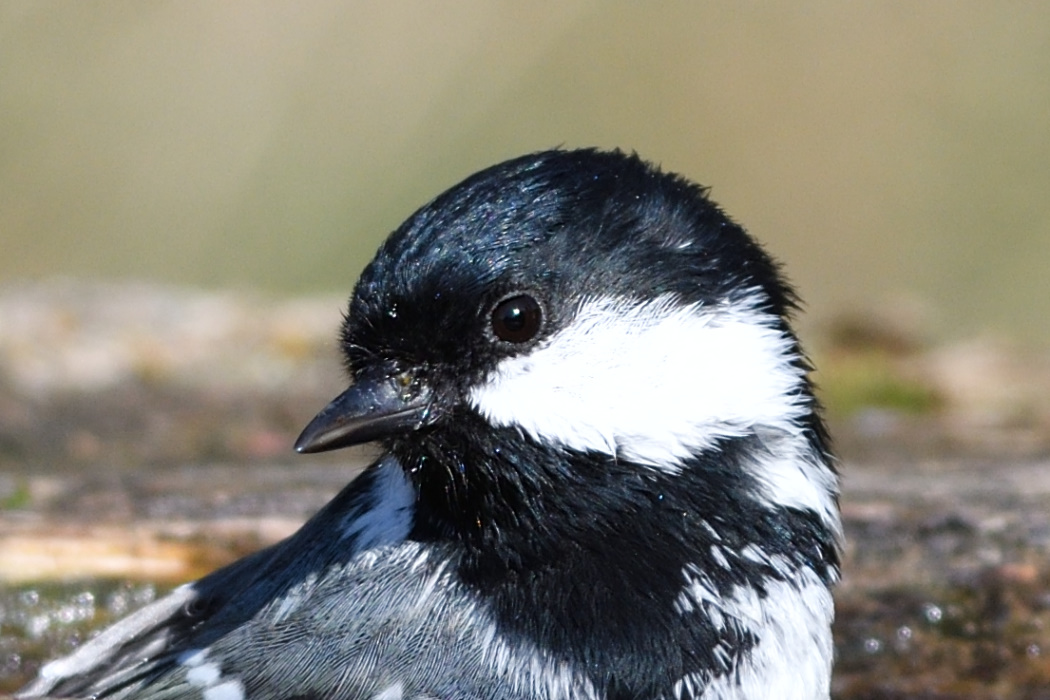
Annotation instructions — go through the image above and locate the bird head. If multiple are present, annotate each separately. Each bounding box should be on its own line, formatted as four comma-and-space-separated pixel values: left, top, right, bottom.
296, 148, 838, 560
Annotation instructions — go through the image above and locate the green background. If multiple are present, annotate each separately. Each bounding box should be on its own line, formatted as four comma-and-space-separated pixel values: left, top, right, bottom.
2, 2, 1048, 342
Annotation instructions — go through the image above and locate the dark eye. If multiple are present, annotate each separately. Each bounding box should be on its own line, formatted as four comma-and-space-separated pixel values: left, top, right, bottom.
490, 294, 542, 343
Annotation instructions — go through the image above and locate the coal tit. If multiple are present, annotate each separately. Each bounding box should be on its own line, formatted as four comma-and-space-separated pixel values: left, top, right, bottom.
20, 149, 841, 700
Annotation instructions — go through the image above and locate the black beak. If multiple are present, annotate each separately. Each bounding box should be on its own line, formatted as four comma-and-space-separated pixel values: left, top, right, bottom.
294, 368, 435, 454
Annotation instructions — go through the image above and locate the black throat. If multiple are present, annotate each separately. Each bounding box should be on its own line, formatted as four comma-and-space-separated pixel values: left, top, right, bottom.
396, 412, 838, 698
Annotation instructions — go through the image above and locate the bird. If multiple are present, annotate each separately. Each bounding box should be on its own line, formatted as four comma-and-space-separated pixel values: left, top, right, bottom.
19, 148, 841, 700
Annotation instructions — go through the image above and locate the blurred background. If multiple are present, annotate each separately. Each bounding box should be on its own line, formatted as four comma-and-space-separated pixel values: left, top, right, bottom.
2, 3, 1050, 697
2, 2, 1048, 343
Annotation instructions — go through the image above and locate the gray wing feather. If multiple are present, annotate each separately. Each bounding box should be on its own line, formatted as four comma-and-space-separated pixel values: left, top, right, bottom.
18, 458, 594, 700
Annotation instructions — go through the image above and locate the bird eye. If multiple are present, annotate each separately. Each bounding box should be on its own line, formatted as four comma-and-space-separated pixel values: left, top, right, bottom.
490, 294, 542, 343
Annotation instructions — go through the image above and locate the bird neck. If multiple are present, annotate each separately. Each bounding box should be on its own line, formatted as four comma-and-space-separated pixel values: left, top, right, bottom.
399, 415, 838, 580
395, 418, 839, 697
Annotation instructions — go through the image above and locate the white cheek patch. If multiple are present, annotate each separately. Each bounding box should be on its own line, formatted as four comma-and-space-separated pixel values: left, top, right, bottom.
469, 294, 811, 472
